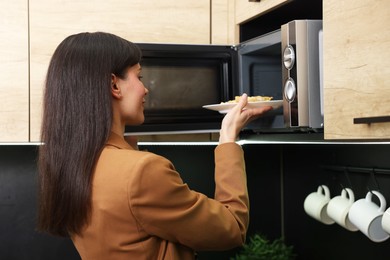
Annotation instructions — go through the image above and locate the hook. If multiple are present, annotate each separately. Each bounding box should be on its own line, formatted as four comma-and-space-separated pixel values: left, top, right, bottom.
366, 186, 374, 195
370, 168, 381, 192
366, 168, 380, 194
343, 167, 354, 190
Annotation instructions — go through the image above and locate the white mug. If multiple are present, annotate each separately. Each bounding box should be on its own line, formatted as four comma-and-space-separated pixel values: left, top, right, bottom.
348, 190, 389, 242
381, 207, 390, 234
304, 185, 334, 225
327, 188, 358, 231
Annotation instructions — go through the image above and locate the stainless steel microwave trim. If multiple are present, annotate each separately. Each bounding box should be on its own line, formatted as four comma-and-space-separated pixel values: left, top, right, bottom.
281, 20, 323, 129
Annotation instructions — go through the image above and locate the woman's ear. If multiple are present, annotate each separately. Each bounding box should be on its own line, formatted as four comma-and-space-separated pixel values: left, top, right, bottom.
111, 74, 121, 99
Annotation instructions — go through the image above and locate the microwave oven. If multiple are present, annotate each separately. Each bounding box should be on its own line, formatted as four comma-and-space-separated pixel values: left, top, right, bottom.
125, 20, 323, 135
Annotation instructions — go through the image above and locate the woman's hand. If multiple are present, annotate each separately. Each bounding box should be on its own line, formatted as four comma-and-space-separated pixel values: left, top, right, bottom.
219, 93, 273, 144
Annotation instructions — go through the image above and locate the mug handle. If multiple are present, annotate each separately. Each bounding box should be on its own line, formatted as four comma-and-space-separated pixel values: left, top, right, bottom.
342, 188, 355, 203
319, 185, 331, 199
366, 190, 387, 213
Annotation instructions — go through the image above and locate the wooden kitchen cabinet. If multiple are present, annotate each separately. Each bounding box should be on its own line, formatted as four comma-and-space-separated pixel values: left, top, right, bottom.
323, 0, 390, 140
0, 0, 29, 142
29, 0, 212, 142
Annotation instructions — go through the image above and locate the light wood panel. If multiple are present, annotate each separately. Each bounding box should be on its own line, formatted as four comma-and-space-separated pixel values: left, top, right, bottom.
211, 0, 236, 45
29, 0, 211, 141
323, 0, 390, 140
0, 0, 29, 142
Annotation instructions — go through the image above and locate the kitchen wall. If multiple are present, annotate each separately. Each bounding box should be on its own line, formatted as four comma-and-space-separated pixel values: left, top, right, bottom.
1, 142, 389, 259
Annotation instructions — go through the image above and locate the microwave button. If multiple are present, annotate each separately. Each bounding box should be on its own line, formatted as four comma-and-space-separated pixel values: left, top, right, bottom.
283, 45, 295, 70
284, 78, 296, 102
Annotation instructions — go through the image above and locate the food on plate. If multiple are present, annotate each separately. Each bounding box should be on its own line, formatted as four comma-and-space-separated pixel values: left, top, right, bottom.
221, 95, 273, 104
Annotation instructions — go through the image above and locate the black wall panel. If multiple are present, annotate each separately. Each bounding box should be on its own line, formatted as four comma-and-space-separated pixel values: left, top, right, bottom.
0, 146, 80, 260
282, 144, 390, 260
1, 143, 389, 260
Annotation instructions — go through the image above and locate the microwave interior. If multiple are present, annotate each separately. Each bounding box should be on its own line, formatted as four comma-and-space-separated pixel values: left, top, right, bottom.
126, 44, 237, 133
126, 30, 285, 134
237, 30, 285, 131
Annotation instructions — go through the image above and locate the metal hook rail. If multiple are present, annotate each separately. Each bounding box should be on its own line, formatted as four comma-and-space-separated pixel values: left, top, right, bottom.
320, 165, 390, 193
321, 165, 390, 176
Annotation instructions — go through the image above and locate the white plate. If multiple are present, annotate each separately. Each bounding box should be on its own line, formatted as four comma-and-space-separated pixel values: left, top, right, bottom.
202, 100, 283, 114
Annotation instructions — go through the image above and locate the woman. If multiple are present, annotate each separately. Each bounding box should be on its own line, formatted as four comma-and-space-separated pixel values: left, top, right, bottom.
37, 32, 272, 259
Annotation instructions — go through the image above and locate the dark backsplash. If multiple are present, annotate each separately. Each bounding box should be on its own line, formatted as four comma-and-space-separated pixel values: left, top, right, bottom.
1, 142, 389, 259
0, 146, 79, 260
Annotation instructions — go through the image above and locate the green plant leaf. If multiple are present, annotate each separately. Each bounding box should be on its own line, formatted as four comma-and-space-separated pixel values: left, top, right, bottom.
230, 233, 296, 260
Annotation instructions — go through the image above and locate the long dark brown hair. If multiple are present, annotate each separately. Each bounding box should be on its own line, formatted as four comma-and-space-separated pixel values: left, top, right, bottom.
37, 32, 141, 236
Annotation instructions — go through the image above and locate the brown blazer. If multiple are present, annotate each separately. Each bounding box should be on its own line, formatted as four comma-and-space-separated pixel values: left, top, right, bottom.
72, 132, 249, 260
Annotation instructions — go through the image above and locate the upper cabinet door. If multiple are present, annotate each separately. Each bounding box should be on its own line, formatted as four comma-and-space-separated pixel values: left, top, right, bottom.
29, 0, 211, 142
323, 0, 390, 140
0, 0, 29, 142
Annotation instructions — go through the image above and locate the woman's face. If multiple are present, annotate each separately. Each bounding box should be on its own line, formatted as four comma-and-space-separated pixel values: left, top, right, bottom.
115, 63, 148, 125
